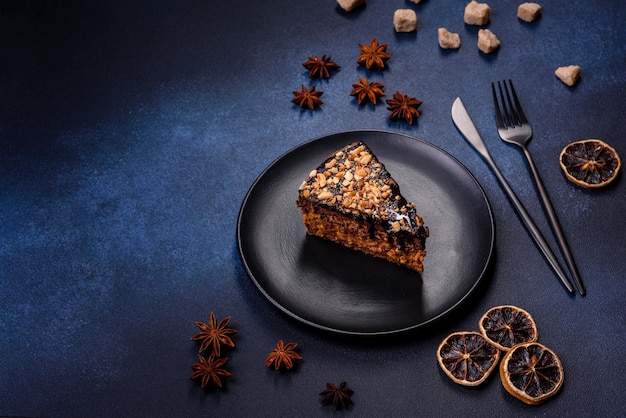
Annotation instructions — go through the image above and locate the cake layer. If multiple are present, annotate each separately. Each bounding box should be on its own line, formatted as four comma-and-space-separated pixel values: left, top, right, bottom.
298, 200, 427, 271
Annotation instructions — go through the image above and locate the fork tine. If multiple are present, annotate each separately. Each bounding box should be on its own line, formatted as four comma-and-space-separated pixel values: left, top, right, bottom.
501, 80, 520, 128
500, 81, 514, 126
490, 79, 585, 295
491, 82, 505, 130
495, 80, 514, 129
501, 79, 528, 127
507, 80, 528, 124
493, 80, 528, 129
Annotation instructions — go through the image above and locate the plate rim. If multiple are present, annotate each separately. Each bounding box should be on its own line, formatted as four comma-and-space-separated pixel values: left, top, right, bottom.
236, 129, 495, 336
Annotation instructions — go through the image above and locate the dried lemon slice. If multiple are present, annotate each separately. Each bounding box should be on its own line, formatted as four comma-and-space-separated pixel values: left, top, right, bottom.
479, 305, 538, 352
437, 331, 501, 386
500, 342, 564, 405
559, 139, 621, 188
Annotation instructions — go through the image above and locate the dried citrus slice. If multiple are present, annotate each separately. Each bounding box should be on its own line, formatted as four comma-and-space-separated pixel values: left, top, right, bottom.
559, 139, 621, 188
437, 331, 501, 386
479, 305, 538, 351
500, 342, 564, 405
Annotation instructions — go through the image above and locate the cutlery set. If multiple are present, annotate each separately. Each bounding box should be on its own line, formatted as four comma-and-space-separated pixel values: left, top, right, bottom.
452, 80, 585, 296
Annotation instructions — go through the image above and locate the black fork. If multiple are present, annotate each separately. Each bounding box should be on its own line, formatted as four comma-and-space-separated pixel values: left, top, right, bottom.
492, 80, 585, 295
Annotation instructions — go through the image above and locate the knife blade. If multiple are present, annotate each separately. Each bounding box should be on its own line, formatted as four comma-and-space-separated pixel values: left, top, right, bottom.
451, 97, 575, 294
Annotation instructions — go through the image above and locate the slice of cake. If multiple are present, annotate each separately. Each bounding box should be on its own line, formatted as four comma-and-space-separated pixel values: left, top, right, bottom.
297, 141, 429, 272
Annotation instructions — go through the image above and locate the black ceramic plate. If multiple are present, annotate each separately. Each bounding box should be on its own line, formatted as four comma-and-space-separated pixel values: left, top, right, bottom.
237, 130, 494, 335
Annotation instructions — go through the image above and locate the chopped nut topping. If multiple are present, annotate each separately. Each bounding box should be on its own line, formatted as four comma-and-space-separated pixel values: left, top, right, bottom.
318, 191, 333, 200
325, 158, 337, 169
297, 141, 426, 235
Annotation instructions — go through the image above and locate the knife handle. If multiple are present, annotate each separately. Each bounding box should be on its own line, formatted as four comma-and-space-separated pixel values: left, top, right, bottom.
521, 147, 585, 295
482, 153, 575, 294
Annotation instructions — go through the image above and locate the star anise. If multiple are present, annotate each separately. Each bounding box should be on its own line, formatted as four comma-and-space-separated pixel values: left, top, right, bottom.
386, 91, 423, 125
319, 381, 354, 410
190, 312, 237, 356
292, 84, 324, 110
350, 78, 385, 105
302, 55, 340, 78
265, 340, 303, 370
190, 352, 232, 389
357, 38, 391, 70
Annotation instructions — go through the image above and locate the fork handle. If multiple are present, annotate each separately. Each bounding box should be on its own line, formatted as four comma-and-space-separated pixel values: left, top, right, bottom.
522, 146, 586, 295
481, 152, 575, 294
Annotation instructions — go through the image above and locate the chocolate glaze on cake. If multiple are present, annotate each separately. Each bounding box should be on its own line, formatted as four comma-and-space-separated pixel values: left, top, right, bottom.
297, 141, 429, 272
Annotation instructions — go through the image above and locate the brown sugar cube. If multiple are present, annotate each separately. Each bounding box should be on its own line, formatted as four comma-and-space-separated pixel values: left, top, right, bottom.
337, 0, 365, 12
464, 0, 491, 26
394, 9, 418, 32
555, 65, 581, 86
438, 28, 461, 49
477, 29, 500, 53
518, 2, 542, 22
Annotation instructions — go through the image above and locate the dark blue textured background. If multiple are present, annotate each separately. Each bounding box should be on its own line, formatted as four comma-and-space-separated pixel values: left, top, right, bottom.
1, 1, 624, 416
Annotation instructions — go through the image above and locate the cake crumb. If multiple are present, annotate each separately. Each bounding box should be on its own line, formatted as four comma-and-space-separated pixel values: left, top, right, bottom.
409, 0, 424, 3
337, 0, 365, 12
438, 28, 461, 49
464, 1, 491, 26
393, 9, 418, 32
477, 29, 500, 53
518, 2, 542, 22
555, 65, 581, 86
